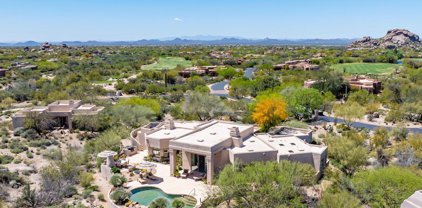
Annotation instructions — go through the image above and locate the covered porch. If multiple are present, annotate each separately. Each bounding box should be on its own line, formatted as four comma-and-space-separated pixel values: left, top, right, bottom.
169, 148, 215, 184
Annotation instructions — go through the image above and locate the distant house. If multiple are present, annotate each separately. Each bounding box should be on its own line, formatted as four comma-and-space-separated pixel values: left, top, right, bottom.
347, 76, 382, 94
274, 59, 319, 71
132, 119, 328, 184
12, 100, 104, 130
179, 66, 218, 78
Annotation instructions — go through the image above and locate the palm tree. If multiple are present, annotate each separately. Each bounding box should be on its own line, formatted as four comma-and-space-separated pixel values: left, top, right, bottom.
149, 198, 169, 208
172, 199, 185, 208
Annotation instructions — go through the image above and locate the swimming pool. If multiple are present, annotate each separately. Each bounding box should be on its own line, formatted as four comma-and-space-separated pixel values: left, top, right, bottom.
130, 186, 196, 208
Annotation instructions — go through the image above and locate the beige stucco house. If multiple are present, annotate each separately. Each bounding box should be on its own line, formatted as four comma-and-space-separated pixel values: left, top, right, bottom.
12, 100, 104, 130
133, 119, 327, 184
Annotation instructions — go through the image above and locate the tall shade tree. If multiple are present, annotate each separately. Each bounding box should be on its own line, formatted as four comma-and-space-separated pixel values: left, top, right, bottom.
371, 127, 390, 149
108, 105, 156, 128
281, 87, 323, 120
318, 190, 361, 208
333, 101, 365, 127
352, 167, 422, 207
182, 92, 232, 121
252, 95, 288, 131
207, 161, 315, 208
324, 135, 368, 176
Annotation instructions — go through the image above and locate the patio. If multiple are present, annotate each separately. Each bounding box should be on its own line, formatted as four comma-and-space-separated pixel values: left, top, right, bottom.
122, 150, 212, 206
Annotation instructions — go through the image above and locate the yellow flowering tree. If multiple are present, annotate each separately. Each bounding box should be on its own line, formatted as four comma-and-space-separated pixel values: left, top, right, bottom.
252, 96, 288, 131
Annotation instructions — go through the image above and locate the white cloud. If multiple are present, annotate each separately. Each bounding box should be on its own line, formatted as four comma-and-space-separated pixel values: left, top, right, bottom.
173, 17, 182, 22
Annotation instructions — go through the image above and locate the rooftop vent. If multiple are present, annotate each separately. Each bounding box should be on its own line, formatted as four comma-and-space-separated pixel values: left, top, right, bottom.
250, 140, 255, 143
290, 143, 296, 145
210, 132, 216, 135
197, 139, 204, 142
279, 144, 284, 146
288, 150, 294, 153
269, 139, 274, 142
248, 149, 254, 152
164, 132, 170, 135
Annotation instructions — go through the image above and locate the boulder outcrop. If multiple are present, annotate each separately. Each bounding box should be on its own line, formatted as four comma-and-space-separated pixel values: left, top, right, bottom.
348, 29, 421, 49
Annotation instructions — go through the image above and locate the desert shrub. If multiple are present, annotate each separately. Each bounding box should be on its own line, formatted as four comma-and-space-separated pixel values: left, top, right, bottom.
97, 193, 106, 202
43, 148, 63, 160
111, 166, 121, 173
8, 140, 28, 154
79, 172, 94, 188
282, 120, 309, 129
21, 129, 39, 139
63, 186, 78, 198
26, 151, 33, 159
0, 155, 14, 164
110, 188, 131, 205
110, 174, 126, 187
82, 188, 93, 199
13, 127, 25, 136
28, 139, 58, 147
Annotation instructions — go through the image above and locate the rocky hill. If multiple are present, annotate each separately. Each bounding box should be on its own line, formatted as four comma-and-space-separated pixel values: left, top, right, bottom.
348, 29, 421, 50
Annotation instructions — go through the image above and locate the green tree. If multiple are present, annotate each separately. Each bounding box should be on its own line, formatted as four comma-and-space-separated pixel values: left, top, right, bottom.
333, 102, 365, 127
213, 161, 315, 208
84, 127, 129, 154
281, 87, 323, 120
318, 190, 361, 208
79, 172, 94, 188
348, 90, 376, 106
182, 92, 232, 121
110, 188, 131, 205
149, 198, 169, 208
172, 199, 185, 208
110, 174, 126, 187
352, 167, 422, 207
324, 135, 368, 176
108, 105, 156, 128
371, 127, 389, 149
116, 97, 161, 115
217, 66, 239, 80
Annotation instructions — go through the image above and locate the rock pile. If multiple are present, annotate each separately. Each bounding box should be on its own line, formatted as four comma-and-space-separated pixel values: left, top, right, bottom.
348, 29, 421, 50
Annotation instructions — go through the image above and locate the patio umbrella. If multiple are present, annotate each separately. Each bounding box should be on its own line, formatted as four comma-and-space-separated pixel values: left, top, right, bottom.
137, 161, 157, 172
97, 150, 117, 167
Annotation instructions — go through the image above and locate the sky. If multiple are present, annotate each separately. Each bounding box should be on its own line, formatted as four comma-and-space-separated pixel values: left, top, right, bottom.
1, 0, 421, 42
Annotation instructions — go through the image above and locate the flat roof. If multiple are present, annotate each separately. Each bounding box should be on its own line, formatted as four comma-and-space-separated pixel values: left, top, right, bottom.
173, 121, 205, 129
173, 121, 252, 148
257, 134, 326, 155
49, 100, 81, 105
76, 104, 95, 110
230, 135, 275, 154
147, 128, 193, 140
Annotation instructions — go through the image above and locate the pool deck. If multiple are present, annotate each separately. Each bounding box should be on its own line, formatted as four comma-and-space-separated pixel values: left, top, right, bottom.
125, 150, 213, 207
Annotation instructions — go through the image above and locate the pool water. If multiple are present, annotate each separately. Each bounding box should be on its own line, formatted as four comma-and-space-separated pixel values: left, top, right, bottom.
130, 187, 195, 208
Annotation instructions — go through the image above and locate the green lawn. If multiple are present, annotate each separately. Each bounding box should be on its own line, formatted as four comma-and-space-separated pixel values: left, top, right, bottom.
141, 57, 192, 70
331, 63, 399, 75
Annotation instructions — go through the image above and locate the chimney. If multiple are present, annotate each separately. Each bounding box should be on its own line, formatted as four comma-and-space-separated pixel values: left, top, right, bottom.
230, 127, 243, 147
164, 118, 175, 130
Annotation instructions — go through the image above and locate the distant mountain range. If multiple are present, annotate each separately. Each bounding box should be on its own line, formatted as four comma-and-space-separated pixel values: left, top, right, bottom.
0, 37, 355, 47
